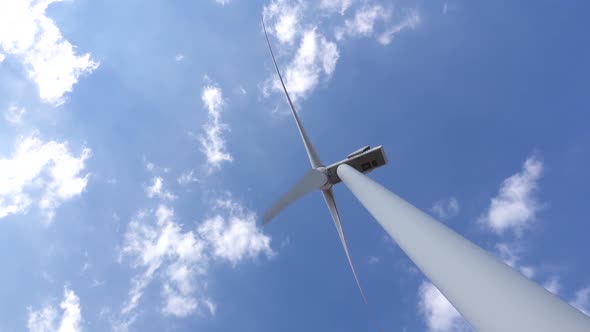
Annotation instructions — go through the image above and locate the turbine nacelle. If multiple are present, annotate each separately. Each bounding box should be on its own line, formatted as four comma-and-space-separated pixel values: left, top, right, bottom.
324, 145, 388, 186
263, 146, 388, 223
315, 145, 388, 190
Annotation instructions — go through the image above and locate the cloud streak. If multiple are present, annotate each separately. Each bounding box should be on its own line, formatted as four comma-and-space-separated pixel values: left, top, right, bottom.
377, 11, 420, 45
571, 286, 590, 315
200, 84, 233, 172
5, 105, 26, 124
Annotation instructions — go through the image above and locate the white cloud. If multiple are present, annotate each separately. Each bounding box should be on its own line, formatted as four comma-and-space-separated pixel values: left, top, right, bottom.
0, 0, 99, 105
495, 243, 519, 267
174, 54, 185, 62
335, 4, 390, 40
334, 5, 419, 45
319, 0, 353, 15
520, 266, 535, 279
368, 256, 380, 264
145, 177, 176, 201
0, 135, 91, 222
121, 205, 208, 319
120, 198, 272, 326
262, 1, 419, 105
378, 12, 420, 45
27, 286, 82, 332
203, 299, 217, 315
0, 52, 5, 62
5, 105, 26, 124
480, 155, 543, 235
200, 84, 233, 172
269, 28, 339, 102
177, 170, 198, 185
199, 199, 274, 265
543, 276, 561, 295
263, 0, 301, 45
431, 196, 459, 220
263, 1, 340, 103
145, 162, 155, 172
418, 281, 471, 332
161, 283, 198, 317
571, 286, 590, 315
215, 0, 231, 5
494, 243, 535, 278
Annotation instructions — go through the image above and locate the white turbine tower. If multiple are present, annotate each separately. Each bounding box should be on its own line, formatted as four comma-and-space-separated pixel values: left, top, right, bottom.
261, 20, 590, 332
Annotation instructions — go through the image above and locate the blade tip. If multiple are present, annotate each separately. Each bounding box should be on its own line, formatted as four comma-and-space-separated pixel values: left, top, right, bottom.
261, 213, 272, 226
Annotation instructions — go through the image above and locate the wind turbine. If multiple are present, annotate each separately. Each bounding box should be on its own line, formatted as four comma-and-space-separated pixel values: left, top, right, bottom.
261, 20, 590, 332
261, 20, 386, 310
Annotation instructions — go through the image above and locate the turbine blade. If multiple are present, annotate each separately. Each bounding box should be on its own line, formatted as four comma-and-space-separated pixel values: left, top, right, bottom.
262, 18, 323, 168
321, 188, 369, 305
322, 189, 383, 330
263, 169, 328, 225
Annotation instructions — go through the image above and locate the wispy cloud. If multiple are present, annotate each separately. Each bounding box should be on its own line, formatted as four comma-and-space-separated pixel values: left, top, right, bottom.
319, 0, 354, 15
571, 286, 590, 315
145, 177, 176, 201
0, 135, 91, 222
431, 196, 459, 221
5, 105, 26, 124
263, 0, 302, 45
542, 276, 561, 295
27, 286, 82, 332
494, 242, 535, 278
199, 198, 275, 265
480, 155, 543, 235
368, 256, 380, 264
119, 195, 272, 328
266, 28, 339, 102
177, 169, 198, 185
262, 0, 420, 105
335, 4, 390, 40
377, 11, 420, 45
334, 5, 419, 45
120, 205, 208, 319
200, 84, 233, 172
418, 281, 471, 332
0, 0, 99, 105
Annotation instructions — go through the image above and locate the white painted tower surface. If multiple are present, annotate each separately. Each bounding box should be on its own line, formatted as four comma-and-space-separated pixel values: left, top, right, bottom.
337, 163, 590, 332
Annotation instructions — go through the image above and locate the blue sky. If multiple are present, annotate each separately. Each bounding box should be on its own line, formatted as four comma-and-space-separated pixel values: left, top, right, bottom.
0, 0, 589, 331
